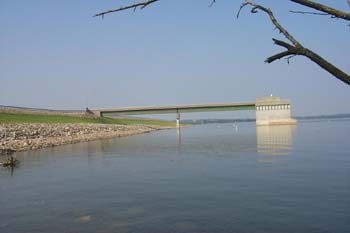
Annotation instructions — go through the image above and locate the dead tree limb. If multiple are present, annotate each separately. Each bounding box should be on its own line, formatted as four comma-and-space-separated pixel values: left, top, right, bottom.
94, 0, 160, 17
290, 0, 350, 20
94, 0, 350, 86
238, 0, 350, 85
94, 0, 218, 17
94, 0, 350, 20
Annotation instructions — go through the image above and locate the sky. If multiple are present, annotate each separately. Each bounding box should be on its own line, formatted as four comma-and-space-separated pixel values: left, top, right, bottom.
1, 0, 349, 117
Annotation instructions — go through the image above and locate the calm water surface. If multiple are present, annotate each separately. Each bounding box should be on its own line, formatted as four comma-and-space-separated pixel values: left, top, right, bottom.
1, 120, 350, 233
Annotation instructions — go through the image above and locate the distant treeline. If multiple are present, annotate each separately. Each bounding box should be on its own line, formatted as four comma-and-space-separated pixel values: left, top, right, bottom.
0, 105, 84, 114
295, 113, 350, 120
182, 113, 350, 125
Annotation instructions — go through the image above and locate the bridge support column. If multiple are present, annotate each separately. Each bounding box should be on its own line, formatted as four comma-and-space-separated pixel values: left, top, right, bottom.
176, 110, 180, 129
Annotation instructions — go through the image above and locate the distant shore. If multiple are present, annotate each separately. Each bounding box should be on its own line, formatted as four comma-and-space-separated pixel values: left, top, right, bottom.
0, 111, 175, 154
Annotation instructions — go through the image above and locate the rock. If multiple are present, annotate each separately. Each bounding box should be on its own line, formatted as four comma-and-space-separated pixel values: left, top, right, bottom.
0, 123, 163, 153
78, 215, 92, 222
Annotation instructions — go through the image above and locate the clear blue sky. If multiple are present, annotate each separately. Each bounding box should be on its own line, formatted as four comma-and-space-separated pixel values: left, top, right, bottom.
1, 0, 349, 116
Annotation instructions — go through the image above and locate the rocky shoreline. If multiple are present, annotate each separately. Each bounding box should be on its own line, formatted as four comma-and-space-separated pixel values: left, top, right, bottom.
0, 123, 165, 154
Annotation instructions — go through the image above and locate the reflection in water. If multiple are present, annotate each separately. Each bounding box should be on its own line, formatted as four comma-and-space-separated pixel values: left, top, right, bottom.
0, 165, 15, 176
176, 127, 182, 157
256, 125, 296, 155
176, 127, 181, 146
0, 155, 20, 176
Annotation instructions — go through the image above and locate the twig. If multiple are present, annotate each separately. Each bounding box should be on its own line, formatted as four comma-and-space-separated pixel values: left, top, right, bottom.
290, 10, 330, 16
94, 0, 160, 17
285, 55, 297, 64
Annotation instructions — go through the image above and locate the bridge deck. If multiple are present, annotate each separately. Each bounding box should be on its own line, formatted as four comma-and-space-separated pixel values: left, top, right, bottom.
91, 102, 256, 116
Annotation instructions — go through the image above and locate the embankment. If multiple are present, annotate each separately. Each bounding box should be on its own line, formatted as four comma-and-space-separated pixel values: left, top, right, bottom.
0, 123, 165, 154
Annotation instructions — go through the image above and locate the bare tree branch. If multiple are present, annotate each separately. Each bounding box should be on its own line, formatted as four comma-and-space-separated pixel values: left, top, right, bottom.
95, 0, 218, 17
93, 0, 350, 85
272, 38, 295, 50
265, 50, 296, 63
289, 10, 331, 16
290, 0, 350, 20
238, 1, 301, 47
94, 0, 160, 17
302, 47, 350, 84
239, 0, 350, 85
265, 39, 300, 63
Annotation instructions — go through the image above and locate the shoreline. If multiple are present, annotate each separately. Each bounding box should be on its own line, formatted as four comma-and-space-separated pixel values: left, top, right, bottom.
0, 123, 170, 155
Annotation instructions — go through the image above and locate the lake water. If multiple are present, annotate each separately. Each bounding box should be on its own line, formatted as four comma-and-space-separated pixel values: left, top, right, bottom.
1, 119, 350, 233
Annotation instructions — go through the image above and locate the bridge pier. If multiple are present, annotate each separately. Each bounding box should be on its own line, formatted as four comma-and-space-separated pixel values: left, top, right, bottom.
255, 97, 297, 126
176, 110, 180, 129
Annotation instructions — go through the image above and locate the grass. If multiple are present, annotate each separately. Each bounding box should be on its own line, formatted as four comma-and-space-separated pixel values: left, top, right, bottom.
0, 112, 176, 127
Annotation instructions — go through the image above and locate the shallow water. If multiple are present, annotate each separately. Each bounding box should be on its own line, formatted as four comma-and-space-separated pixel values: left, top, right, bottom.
1, 120, 349, 233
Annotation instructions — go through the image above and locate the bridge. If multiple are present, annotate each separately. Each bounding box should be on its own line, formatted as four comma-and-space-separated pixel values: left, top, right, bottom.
87, 96, 297, 127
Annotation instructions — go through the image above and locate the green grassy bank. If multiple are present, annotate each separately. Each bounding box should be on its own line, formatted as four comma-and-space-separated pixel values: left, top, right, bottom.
0, 112, 176, 127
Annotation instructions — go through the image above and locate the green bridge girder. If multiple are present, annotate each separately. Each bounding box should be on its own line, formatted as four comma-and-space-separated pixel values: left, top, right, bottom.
98, 103, 256, 117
